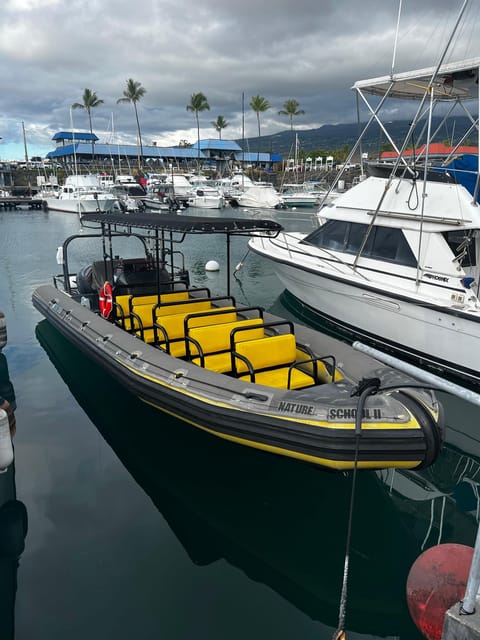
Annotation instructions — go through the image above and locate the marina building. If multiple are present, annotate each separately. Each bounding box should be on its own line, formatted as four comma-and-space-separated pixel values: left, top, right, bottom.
45, 132, 282, 172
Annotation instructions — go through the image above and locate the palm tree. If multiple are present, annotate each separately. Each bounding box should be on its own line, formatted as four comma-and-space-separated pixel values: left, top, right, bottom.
212, 115, 229, 140
186, 92, 210, 171
71, 88, 104, 161
249, 95, 270, 167
117, 79, 146, 170
278, 99, 305, 131
279, 99, 305, 177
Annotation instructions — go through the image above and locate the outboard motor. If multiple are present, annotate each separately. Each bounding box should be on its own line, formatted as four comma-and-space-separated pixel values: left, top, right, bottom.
76, 264, 96, 294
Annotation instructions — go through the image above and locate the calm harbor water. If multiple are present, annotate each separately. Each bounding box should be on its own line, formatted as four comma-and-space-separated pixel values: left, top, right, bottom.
1, 205, 480, 639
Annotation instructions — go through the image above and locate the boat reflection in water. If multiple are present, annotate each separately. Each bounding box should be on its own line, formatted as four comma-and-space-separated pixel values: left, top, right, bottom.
36, 318, 445, 638
0, 349, 28, 639
277, 290, 480, 551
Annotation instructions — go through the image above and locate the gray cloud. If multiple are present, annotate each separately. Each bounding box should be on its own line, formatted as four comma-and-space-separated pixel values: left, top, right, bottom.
1, 0, 479, 157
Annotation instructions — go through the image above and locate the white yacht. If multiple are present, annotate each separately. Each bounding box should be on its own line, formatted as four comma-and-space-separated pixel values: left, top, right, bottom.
218, 172, 283, 209
43, 174, 118, 214
280, 182, 340, 208
249, 57, 480, 385
187, 184, 225, 209
231, 184, 283, 209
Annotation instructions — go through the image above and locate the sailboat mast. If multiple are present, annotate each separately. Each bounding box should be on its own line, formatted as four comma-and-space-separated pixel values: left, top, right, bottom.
21, 121, 29, 164
242, 92, 245, 189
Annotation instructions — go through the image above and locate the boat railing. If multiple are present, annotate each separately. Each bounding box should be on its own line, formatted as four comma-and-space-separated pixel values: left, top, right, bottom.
53, 271, 70, 289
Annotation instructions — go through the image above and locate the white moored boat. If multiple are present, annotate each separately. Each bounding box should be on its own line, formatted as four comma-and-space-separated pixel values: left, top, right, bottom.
249, 57, 480, 385
43, 174, 118, 214
231, 184, 283, 209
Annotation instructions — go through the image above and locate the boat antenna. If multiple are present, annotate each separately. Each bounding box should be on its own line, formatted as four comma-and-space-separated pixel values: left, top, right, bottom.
242, 92, 245, 189
108, 113, 116, 178
415, 0, 470, 285
424, 0, 469, 91
390, 0, 403, 78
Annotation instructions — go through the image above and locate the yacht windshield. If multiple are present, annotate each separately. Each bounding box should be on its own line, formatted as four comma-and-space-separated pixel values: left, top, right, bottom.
303, 220, 417, 267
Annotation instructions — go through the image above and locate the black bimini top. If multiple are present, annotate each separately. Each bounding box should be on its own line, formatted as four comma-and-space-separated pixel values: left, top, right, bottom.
81, 212, 283, 236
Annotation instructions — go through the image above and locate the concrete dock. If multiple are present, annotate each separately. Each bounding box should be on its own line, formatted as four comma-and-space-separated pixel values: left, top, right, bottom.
0, 197, 44, 210
444, 599, 480, 639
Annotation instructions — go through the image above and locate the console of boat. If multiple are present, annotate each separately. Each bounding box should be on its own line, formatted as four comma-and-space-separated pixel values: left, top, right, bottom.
32, 212, 444, 471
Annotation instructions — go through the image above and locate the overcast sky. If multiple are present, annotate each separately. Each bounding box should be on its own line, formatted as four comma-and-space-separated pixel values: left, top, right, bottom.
1, 0, 479, 159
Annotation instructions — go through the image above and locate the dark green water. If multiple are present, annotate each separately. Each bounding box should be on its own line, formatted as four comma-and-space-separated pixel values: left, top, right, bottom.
1, 206, 479, 639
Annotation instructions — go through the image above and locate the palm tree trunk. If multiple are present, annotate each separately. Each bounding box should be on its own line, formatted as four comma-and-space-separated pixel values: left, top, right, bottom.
257, 114, 261, 168
196, 113, 200, 173
87, 109, 94, 162
133, 103, 143, 171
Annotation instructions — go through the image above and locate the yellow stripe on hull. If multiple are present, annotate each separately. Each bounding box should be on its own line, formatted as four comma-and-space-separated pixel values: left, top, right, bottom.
142, 396, 422, 471
117, 357, 424, 432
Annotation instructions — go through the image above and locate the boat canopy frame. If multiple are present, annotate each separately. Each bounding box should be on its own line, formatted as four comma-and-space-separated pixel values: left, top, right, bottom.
317, 58, 480, 209
76, 213, 283, 297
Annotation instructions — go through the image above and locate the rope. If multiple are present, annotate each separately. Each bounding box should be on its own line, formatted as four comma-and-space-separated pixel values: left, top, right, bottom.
234, 249, 250, 275
333, 378, 380, 640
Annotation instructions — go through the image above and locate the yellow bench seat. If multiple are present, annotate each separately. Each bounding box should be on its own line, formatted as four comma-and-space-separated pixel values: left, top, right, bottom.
233, 333, 316, 390
189, 318, 265, 372
114, 290, 192, 330
153, 306, 238, 356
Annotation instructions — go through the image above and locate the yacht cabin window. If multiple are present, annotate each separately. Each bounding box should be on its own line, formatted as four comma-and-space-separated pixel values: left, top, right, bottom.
303, 220, 417, 267
444, 230, 476, 268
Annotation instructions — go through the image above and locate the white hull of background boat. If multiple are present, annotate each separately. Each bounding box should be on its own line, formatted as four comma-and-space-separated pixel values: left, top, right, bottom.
281, 195, 320, 208
262, 257, 480, 383
187, 192, 225, 209
44, 196, 117, 214
233, 186, 283, 209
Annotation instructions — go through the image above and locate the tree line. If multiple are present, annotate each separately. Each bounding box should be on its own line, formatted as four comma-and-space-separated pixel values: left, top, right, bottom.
72, 82, 307, 170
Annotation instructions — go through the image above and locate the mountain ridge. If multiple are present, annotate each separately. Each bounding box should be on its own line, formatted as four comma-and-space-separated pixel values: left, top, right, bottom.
238, 116, 474, 158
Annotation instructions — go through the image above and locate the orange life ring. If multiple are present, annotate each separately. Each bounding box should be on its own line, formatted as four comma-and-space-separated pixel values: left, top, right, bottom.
99, 281, 113, 319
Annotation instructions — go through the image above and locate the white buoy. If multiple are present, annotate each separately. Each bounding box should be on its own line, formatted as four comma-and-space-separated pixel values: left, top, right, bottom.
205, 260, 220, 272
56, 246, 64, 265
0, 311, 6, 350
0, 409, 13, 472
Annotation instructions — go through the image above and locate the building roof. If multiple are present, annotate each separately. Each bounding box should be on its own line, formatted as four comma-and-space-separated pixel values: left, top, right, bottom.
47, 142, 207, 160
234, 151, 281, 163
47, 131, 282, 163
380, 143, 478, 159
52, 131, 99, 142
192, 139, 243, 152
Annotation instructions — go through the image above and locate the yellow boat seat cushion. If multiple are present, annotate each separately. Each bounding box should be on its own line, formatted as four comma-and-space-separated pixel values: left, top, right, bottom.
237, 367, 315, 390
234, 333, 315, 389
189, 319, 265, 371
155, 299, 212, 318
154, 306, 237, 356
188, 318, 263, 357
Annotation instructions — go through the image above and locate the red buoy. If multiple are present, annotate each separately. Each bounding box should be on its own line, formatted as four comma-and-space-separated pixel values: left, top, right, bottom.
406, 543, 474, 640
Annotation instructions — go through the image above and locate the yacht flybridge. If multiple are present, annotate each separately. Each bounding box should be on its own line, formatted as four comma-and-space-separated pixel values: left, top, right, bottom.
249, 57, 480, 385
